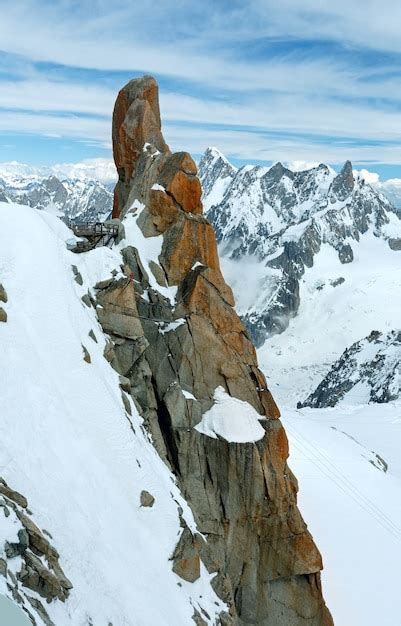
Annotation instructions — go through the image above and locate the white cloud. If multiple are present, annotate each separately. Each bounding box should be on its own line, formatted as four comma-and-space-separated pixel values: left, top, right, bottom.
287, 160, 321, 171
1, 1, 401, 170
354, 169, 380, 184
2, 82, 401, 165
0, 110, 110, 146
164, 122, 401, 167
246, 1, 401, 56
353, 167, 401, 208
50, 158, 116, 182
0, 79, 115, 116
1, 97, 401, 168
0, 158, 116, 183
378, 179, 401, 208
1, 0, 401, 99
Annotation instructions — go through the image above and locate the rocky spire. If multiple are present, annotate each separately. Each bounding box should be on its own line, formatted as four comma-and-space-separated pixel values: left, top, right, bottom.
105, 75, 333, 625
112, 75, 170, 217
330, 159, 355, 201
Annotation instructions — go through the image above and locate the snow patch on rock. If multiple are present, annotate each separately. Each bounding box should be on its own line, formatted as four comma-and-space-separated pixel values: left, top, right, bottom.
195, 386, 266, 443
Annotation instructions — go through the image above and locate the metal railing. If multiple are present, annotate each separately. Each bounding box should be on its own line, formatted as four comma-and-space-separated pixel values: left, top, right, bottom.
68, 217, 119, 253
69, 221, 118, 237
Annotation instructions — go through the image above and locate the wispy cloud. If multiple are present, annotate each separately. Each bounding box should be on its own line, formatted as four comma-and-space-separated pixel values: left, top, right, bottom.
0, 157, 116, 182
0, 0, 401, 174
0, 110, 110, 146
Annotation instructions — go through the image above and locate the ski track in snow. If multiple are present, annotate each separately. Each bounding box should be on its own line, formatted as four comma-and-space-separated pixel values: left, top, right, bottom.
280, 402, 401, 626
0, 202, 225, 625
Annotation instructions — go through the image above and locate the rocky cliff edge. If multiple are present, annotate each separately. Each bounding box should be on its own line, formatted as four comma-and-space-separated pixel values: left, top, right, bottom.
103, 75, 333, 625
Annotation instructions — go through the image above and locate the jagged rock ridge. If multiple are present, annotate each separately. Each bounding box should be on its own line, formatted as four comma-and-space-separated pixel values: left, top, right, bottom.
300, 329, 401, 408
199, 149, 401, 346
0, 173, 112, 222
0, 477, 72, 626
104, 75, 333, 624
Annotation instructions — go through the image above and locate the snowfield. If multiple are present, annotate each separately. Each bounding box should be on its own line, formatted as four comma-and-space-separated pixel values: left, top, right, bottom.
281, 402, 401, 626
0, 202, 226, 625
258, 231, 401, 407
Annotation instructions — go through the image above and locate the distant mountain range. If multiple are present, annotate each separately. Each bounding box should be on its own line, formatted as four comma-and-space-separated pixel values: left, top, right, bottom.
300, 329, 401, 408
0, 169, 113, 223
199, 147, 401, 347
1, 152, 401, 410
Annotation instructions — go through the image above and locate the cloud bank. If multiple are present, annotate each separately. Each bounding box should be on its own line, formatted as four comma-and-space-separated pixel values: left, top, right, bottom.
0, 0, 400, 173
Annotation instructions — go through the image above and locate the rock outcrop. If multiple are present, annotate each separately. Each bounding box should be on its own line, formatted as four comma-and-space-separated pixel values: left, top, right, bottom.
0, 477, 72, 626
300, 329, 401, 408
104, 75, 332, 624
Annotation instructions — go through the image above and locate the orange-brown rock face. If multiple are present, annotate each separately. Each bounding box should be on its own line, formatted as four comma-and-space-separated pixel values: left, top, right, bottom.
160, 215, 220, 284
105, 76, 333, 625
158, 152, 203, 214
112, 75, 170, 217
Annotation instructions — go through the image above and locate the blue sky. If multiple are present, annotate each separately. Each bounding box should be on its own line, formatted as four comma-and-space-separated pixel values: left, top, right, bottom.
1, 0, 401, 180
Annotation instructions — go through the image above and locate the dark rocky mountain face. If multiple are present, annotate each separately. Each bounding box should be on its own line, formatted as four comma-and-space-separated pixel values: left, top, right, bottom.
0, 173, 113, 222
199, 150, 401, 346
300, 330, 401, 408
100, 75, 333, 625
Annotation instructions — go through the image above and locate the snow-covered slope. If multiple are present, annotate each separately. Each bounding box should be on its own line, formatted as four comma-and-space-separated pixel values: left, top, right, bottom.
281, 402, 401, 626
0, 201, 225, 625
256, 231, 401, 408
300, 329, 401, 408
0, 171, 113, 223
199, 149, 401, 347
258, 294, 401, 626
197, 147, 237, 212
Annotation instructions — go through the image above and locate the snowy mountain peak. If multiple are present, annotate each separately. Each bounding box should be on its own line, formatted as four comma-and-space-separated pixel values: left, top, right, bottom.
202, 146, 235, 166
0, 168, 113, 222
330, 159, 355, 201
266, 161, 293, 180
198, 147, 238, 211
0, 158, 116, 184
199, 148, 401, 345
